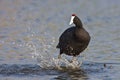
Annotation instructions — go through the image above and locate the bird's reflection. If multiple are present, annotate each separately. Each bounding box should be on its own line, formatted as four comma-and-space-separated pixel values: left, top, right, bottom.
54, 67, 88, 80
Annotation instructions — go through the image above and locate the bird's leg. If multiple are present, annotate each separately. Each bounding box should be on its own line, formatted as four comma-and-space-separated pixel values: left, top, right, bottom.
58, 50, 63, 59
56, 54, 62, 70
58, 54, 62, 59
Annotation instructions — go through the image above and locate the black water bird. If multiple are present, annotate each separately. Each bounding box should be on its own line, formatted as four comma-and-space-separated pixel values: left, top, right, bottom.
56, 14, 91, 62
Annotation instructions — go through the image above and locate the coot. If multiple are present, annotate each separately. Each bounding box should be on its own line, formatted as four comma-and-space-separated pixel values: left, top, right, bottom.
56, 14, 90, 62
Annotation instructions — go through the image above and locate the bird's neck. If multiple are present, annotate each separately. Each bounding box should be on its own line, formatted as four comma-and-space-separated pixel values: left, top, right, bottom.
75, 17, 83, 28
75, 22, 83, 28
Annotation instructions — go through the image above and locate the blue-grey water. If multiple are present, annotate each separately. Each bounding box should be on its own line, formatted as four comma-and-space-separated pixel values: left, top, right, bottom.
0, 0, 120, 80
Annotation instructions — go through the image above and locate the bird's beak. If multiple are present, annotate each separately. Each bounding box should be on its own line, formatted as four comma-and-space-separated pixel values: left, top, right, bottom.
69, 16, 75, 25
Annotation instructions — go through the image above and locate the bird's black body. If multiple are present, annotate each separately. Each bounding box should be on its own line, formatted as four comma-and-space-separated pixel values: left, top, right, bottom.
56, 15, 90, 57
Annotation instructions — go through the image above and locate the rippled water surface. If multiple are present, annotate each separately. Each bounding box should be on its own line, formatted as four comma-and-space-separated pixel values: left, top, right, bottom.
0, 0, 120, 80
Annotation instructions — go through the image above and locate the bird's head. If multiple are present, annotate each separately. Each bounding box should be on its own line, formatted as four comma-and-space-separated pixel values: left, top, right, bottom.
69, 14, 76, 25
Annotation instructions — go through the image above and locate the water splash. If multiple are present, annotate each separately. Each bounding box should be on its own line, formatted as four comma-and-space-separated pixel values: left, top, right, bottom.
25, 26, 83, 70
